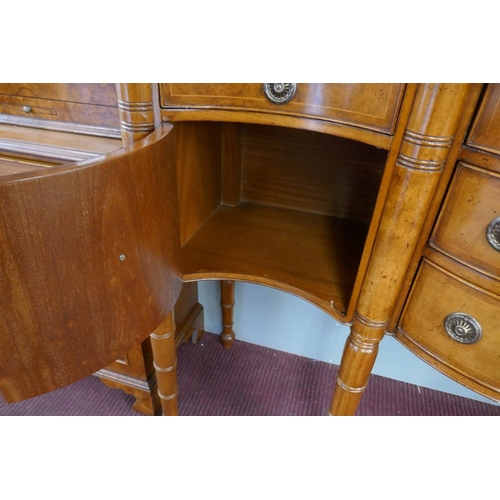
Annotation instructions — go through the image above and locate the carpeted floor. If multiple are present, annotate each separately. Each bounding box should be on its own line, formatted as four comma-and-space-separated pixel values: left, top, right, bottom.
1, 332, 499, 416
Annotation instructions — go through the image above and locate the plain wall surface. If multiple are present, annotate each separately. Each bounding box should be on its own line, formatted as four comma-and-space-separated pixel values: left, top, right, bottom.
198, 280, 497, 405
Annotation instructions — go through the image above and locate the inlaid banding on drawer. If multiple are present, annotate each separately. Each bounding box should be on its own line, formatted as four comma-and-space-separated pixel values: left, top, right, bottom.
160, 83, 406, 135
398, 260, 500, 394
0, 83, 118, 106
430, 162, 500, 280
0, 95, 120, 130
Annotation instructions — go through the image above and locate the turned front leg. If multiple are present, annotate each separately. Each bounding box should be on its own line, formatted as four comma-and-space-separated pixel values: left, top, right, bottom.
149, 311, 178, 416
220, 280, 236, 349
329, 315, 386, 415
329, 84, 477, 416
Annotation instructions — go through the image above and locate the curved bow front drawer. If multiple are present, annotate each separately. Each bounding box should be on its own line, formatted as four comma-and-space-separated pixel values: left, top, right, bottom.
398, 260, 500, 399
467, 84, 500, 155
159, 83, 405, 135
429, 162, 500, 281
0, 83, 120, 134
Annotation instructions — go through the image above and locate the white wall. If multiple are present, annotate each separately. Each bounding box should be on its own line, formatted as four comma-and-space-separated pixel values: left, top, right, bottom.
198, 280, 497, 405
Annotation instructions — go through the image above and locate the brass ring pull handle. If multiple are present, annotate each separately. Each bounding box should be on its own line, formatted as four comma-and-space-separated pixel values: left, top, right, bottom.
486, 215, 500, 251
263, 83, 297, 104
444, 313, 482, 344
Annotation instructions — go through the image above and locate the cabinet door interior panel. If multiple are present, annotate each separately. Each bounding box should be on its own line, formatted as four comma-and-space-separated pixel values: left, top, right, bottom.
0, 125, 182, 403
0, 156, 52, 176
175, 122, 223, 246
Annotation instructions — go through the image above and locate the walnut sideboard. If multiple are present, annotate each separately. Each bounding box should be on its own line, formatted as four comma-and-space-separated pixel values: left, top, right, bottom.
1, 83, 498, 416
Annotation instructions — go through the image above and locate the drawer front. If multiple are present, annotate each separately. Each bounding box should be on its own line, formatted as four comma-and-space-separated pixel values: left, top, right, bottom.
160, 83, 405, 134
0, 83, 118, 106
399, 260, 500, 392
467, 84, 500, 155
0, 95, 120, 130
430, 162, 500, 280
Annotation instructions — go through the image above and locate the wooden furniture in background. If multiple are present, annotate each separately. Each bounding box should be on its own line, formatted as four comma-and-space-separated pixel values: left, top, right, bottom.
95, 282, 204, 414
1, 82, 498, 416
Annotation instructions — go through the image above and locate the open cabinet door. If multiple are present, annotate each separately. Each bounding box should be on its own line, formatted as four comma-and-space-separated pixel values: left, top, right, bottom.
0, 124, 182, 403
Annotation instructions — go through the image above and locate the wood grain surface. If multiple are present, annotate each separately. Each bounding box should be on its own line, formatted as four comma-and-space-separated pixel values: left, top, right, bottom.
0, 83, 118, 106
397, 259, 500, 400
240, 124, 387, 223
430, 162, 500, 281
160, 83, 405, 134
467, 84, 500, 156
0, 125, 182, 402
181, 203, 368, 320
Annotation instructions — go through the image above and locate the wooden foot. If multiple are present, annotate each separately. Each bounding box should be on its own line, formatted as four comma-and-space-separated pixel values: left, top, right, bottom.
220, 280, 236, 349
150, 311, 179, 416
96, 365, 161, 416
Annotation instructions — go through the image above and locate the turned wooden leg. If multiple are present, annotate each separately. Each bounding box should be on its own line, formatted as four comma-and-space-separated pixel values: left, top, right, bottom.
329, 315, 386, 415
328, 84, 477, 416
150, 311, 178, 416
220, 280, 236, 349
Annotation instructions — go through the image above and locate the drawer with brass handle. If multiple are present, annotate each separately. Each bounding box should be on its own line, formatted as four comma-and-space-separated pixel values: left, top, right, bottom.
397, 259, 500, 399
0, 94, 120, 132
429, 162, 500, 281
159, 83, 405, 136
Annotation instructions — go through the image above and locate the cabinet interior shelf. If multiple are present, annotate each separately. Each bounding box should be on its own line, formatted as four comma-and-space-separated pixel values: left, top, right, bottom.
175, 121, 388, 322
181, 202, 369, 320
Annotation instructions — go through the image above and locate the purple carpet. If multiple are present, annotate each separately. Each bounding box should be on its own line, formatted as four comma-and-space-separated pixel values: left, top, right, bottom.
1, 332, 499, 416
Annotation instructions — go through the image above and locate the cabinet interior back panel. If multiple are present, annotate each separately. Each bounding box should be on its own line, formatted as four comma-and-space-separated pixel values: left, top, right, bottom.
240, 124, 387, 223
